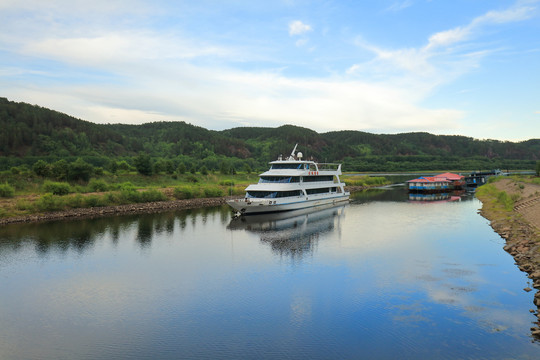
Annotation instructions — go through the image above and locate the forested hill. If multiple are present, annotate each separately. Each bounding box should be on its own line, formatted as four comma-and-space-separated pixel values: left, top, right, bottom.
1, 97, 539, 171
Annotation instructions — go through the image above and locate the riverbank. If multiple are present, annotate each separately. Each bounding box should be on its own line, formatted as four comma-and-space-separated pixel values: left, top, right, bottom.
476, 178, 540, 338
0, 185, 369, 225
0, 196, 234, 226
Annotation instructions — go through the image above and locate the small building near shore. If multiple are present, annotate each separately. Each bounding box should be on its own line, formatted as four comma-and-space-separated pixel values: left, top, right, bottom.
436, 172, 466, 189
407, 176, 450, 192
406, 172, 465, 192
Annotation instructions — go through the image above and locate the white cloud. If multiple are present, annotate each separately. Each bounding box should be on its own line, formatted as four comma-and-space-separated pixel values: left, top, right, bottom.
18, 32, 233, 68
426, 1, 537, 50
288, 20, 312, 36
350, 1, 538, 94
1, 0, 538, 139
386, 0, 413, 12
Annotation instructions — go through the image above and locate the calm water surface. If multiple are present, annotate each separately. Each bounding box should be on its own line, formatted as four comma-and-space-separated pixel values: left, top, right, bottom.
1, 188, 539, 359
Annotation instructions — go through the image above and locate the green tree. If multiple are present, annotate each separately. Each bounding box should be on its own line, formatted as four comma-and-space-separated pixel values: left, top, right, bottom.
134, 153, 153, 176
154, 158, 167, 174
108, 160, 119, 174
219, 160, 231, 175
165, 160, 175, 174
117, 160, 130, 172
50, 159, 69, 180
68, 158, 94, 182
536, 160, 540, 176
177, 163, 186, 175
32, 160, 50, 177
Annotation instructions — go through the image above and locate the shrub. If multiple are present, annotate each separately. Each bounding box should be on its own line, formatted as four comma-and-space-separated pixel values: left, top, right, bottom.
36, 194, 65, 212
219, 180, 235, 186
16, 199, 34, 211
0, 183, 15, 198
496, 191, 515, 211
88, 179, 109, 192
186, 174, 199, 183
121, 189, 140, 203
84, 195, 108, 208
140, 189, 166, 202
42, 181, 71, 196
65, 194, 85, 208
230, 185, 246, 196
204, 186, 224, 198
117, 160, 131, 172
173, 186, 194, 199
118, 182, 136, 191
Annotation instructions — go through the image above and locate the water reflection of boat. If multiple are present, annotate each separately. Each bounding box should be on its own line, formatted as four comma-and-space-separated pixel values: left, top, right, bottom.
228, 203, 346, 257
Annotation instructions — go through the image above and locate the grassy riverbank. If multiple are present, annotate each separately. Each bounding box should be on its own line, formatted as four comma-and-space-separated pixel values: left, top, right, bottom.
0, 171, 388, 221
476, 176, 540, 338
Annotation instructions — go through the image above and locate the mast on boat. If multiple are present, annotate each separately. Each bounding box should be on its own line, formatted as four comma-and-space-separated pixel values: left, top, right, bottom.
288, 143, 298, 160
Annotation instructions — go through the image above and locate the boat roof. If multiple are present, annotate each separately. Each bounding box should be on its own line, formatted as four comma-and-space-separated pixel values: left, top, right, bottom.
407, 176, 450, 183
436, 172, 464, 180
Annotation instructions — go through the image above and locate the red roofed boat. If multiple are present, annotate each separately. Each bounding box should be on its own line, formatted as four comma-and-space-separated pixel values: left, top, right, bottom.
407, 172, 465, 192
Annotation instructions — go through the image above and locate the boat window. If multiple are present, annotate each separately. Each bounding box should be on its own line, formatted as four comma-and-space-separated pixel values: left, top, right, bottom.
306, 187, 332, 195
271, 163, 303, 170
259, 176, 300, 183
246, 190, 302, 198
302, 175, 334, 182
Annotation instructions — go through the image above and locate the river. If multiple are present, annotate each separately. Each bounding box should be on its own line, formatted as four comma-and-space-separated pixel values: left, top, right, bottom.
0, 187, 539, 359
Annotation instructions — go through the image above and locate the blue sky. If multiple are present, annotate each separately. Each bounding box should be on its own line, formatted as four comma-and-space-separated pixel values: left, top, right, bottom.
1, 0, 539, 141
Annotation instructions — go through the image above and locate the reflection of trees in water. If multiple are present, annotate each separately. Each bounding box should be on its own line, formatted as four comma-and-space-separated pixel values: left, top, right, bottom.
136, 217, 153, 248
263, 231, 321, 262
0, 206, 232, 256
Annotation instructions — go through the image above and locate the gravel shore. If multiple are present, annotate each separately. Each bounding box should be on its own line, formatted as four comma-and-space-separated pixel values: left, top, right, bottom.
477, 178, 540, 339
0, 197, 234, 226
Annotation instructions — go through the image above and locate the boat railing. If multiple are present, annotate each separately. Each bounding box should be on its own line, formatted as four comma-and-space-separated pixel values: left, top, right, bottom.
315, 163, 341, 171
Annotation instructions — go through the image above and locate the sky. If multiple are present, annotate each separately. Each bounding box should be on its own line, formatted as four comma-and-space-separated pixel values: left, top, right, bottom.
1, 0, 539, 141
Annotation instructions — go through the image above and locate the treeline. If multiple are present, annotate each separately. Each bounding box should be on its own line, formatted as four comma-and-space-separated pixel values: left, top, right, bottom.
1, 97, 539, 172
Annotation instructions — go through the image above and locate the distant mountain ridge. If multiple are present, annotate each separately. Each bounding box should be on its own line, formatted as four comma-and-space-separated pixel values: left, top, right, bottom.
1, 97, 539, 171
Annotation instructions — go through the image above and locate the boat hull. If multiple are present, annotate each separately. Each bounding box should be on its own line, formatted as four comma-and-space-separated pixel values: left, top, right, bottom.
227, 194, 350, 215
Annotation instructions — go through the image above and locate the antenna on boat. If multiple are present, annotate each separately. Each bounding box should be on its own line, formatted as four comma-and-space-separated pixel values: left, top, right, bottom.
289, 143, 298, 160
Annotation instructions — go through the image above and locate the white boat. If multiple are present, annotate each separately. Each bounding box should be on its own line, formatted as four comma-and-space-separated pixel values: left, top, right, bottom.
227, 144, 350, 215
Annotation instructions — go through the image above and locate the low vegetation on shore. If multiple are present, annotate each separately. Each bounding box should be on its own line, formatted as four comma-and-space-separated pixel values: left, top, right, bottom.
0, 163, 388, 220
476, 175, 540, 214
476, 175, 540, 338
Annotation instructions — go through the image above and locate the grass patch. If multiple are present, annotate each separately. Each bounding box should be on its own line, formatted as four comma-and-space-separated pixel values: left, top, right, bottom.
476, 183, 517, 212
0, 182, 15, 197
203, 186, 224, 198
42, 181, 71, 195
36, 193, 66, 212
343, 175, 390, 187
0, 172, 259, 218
